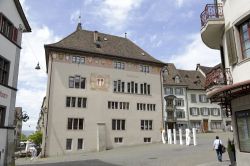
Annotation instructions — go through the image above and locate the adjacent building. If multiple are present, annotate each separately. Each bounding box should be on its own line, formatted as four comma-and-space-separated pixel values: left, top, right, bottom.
0, 0, 31, 165
41, 24, 165, 157
200, 0, 250, 165
14, 107, 22, 149
163, 63, 224, 132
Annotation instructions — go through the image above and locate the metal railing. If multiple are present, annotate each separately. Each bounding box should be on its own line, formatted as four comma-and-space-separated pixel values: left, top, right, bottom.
200, 4, 224, 27
205, 68, 233, 89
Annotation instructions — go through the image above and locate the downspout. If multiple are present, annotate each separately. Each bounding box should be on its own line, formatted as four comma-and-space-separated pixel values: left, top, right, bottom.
44, 54, 53, 157
160, 68, 165, 131
185, 87, 190, 128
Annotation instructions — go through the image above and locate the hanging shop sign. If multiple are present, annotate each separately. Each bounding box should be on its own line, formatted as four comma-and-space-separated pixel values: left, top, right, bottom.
236, 110, 250, 153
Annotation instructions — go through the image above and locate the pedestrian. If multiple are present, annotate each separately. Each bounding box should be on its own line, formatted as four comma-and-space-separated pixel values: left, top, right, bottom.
213, 136, 223, 162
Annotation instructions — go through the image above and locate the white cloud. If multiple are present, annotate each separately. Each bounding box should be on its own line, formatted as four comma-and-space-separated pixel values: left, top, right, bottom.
167, 33, 221, 70
16, 1, 60, 131
176, 0, 184, 7
70, 10, 81, 24
96, 0, 142, 30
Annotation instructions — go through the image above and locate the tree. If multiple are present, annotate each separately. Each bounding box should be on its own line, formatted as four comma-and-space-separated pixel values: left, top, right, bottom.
28, 131, 42, 145
20, 133, 27, 141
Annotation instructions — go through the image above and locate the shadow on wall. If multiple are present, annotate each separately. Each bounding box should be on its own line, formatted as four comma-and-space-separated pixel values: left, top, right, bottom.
18, 159, 122, 166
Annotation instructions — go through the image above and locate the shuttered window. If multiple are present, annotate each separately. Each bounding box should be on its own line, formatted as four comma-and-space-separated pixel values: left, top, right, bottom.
239, 19, 250, 59
226, 27, 238, 65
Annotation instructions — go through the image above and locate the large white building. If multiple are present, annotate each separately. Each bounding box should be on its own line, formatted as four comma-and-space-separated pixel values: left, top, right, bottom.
200, 0, 250, 165
0, 0, 31, 165
40, 24, 165, 157
163, 63, 224, 132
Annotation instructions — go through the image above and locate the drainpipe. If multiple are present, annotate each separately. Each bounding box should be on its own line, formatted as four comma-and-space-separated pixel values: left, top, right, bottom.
160, 68, 165, 131
44, 54, 53, 157
185, 87, 190, 128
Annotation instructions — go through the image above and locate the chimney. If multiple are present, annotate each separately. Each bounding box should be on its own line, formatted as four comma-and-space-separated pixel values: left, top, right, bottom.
93, 31, 101, 48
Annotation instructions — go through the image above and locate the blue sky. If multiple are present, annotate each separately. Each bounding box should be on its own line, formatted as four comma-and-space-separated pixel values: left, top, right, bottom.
17, 0, 220, 131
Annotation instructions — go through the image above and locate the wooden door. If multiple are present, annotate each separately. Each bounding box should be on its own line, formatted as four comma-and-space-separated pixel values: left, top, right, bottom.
203, 119, 208, 132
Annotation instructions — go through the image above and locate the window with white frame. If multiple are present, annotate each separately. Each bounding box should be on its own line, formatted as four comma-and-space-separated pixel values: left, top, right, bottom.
176, 109, 185, 118
211, 108, 220, 116
164, 87, 173, 95
97, 78, 104, 87
211, 121, 222, 129
191, 94, 197, 103
140, 65, 150, 73
239, 19, 250, 59
141, 120, 153, 130
199, 94, 208, 103
200, 107, 210, 116
69, 75, 86, 89
72, 56, 85, 64
175, 75, 180, 83
175, 88, 183, 95
190, 107, 199, 116
112, 119, 125, 130
175, 98, 184, 107
114, 61, 125, 70
191, 121, 201, 128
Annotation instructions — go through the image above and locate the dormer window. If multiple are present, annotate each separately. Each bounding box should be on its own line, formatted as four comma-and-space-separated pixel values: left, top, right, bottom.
175, 75, 180, 83
162, 69, 168, 81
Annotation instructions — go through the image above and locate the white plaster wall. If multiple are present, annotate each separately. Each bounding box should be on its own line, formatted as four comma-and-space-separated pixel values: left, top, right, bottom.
221, 0, 250, 83
0, 0, 26, 32
45, 57, 162, 156
187, 89, 222, 130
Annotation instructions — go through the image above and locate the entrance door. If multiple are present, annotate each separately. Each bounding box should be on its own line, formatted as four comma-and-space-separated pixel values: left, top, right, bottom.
203, 119, 208, 132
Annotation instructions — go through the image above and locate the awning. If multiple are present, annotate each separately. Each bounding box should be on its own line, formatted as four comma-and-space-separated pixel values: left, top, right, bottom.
207, 79, 250, 103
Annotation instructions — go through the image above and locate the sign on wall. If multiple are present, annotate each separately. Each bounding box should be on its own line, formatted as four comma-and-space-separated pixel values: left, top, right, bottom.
236, 110, 250, 152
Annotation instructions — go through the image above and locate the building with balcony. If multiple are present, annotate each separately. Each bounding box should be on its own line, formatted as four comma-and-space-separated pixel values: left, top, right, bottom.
0, 0, 31, 165
200, 0, 250, 165
41, 24, 165, 157
163, 63, 223, 132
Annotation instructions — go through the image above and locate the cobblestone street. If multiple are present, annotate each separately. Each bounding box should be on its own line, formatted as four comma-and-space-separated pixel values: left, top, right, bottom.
16, 132, 233, 166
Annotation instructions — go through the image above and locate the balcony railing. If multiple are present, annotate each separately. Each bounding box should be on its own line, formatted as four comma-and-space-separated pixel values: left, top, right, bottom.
200, 4, 224, 27
205, 68, 233, 90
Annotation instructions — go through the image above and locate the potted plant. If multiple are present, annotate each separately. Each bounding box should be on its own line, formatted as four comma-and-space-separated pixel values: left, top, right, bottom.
227, 139, 236, 165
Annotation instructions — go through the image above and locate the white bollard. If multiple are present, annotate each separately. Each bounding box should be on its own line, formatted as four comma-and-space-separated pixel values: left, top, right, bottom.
186, 128, 191, 146
168, 129, 172, 144
162, 129, 166, 144
192, 128, 197, 146
179, 128, 183, 145
173, 129, 177, 144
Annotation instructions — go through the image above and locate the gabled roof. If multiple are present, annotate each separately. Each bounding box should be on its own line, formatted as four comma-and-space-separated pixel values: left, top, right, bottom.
197, 65, 213, 75
163, 63, 187, 86
178, 70, 205, 90
13, 0, 31, 32
45, 28, 164, 69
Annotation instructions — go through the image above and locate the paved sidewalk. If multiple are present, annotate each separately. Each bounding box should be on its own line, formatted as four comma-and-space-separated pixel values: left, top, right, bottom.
16, 132, 233, 166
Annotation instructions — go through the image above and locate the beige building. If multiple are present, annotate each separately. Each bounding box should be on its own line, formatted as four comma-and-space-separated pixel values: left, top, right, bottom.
201, 0, 250, 165
41, 24, 165, 157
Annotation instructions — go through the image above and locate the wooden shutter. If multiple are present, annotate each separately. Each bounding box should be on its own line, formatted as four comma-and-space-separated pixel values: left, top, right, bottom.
197, 108, 200, 115
190, 108, 193, 115
12, 27, 18, 42
226, 27, 238, 65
